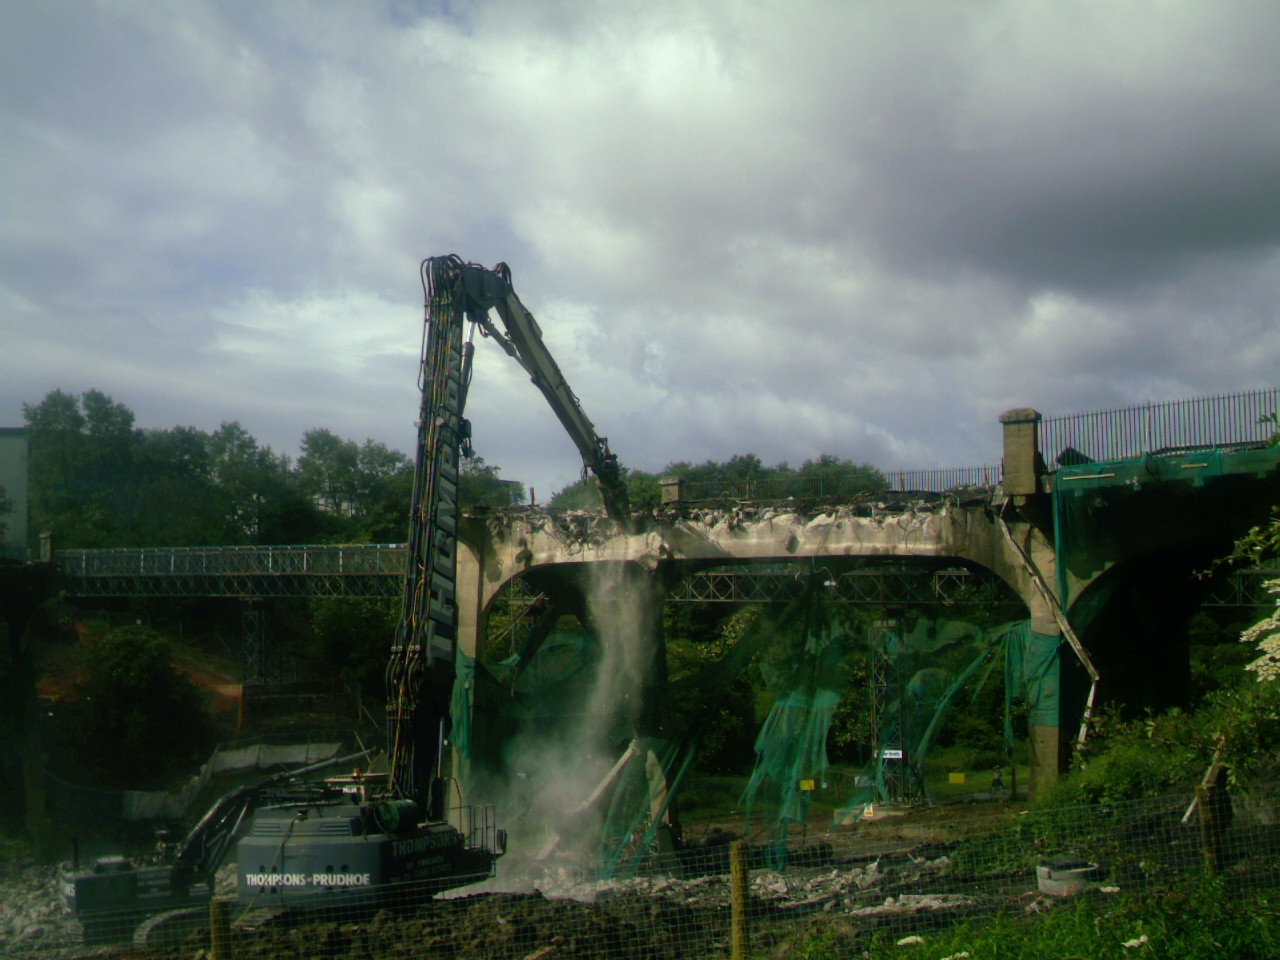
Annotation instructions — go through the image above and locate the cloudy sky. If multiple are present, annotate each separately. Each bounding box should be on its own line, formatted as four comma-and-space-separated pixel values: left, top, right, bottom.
3, 1, 1279, 498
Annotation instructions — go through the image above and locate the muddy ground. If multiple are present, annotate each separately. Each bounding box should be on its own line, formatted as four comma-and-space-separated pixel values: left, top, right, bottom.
2, 802, 1077, 960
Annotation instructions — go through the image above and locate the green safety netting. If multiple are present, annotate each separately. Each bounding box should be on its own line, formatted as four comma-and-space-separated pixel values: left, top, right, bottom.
1005, 624, 1061, 729
450, 585, 1043, 874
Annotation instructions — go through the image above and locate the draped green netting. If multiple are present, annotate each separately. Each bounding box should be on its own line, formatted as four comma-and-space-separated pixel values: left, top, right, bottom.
1005, 623, 1061, 728
451, 582, 1045, 876
820, 618, 1025, 835
739, 599, 850, 864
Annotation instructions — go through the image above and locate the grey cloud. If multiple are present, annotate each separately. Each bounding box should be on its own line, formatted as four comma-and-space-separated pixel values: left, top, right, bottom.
3, 1, 1279, 501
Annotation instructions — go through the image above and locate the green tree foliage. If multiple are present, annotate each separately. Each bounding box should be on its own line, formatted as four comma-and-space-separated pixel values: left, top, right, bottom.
25, 389, 143, 546
23, 390, 528, 547
303, 597, 398, 704
666, 605, 763, 774
76, 625, 214, 788
296, 429, 413, 541
547, 466, 659, 511
207, 421, 319, 544
459, 455, 525, 510
355, 439, 414, 539
552, 452, 887, 507
793, 454, 888, 498
297, 429, 360, 517
23, 391, 327, 547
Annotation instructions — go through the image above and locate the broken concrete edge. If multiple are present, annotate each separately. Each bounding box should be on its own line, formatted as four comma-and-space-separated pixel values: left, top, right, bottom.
469, 488, 999, 530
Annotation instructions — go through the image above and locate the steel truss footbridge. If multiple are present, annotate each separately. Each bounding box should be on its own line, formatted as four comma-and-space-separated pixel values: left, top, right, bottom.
52, 541, 1275, 609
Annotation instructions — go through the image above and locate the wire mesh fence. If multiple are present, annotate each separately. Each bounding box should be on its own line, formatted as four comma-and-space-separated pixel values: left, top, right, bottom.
11, 789, 1279, 959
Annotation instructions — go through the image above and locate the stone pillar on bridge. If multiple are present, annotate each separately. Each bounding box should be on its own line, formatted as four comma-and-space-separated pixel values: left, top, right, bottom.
1000, 408, 1042, 497
1017, 530, 1070, 792
1000, 407, 1071, 792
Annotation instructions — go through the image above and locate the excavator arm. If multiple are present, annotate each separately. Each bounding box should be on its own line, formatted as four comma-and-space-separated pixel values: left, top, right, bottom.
454, 261, 632, 524
387, 255, 631, 805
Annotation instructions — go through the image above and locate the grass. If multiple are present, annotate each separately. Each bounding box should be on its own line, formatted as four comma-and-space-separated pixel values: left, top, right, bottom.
783, 877, 1280, 959
677, 760, 1030, 841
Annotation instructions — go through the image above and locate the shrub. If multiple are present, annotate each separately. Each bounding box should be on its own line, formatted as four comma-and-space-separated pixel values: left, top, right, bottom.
77, 625, 213, 788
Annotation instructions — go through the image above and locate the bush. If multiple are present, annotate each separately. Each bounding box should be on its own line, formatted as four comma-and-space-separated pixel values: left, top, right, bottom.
77, 626, 213, 788
879, 876, 1279, 959
1034, 706, 1206, 809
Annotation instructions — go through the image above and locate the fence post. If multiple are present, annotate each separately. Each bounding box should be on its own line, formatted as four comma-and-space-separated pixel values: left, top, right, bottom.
210, 897, 232, 960
730, 840, 749, 960
1197, 764, 1231, 876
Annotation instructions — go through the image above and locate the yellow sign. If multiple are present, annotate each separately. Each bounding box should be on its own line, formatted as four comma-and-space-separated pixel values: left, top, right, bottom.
949, 772, 966, 784
799, 779, 815, 791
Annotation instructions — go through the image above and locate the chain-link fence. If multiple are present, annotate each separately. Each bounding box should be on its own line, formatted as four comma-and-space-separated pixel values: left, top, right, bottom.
7, 786, 1277, 959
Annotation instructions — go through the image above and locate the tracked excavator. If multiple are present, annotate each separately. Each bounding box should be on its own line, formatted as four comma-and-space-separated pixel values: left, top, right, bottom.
60, 257, 631, 941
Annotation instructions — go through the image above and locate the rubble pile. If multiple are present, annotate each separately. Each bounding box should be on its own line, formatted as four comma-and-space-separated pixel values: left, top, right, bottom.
0, 853, 78, 955
590, 850, 979, 919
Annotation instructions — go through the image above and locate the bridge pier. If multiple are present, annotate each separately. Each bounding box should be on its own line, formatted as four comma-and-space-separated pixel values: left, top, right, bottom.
455, 537, 679, 851
999, 408, 1072, 790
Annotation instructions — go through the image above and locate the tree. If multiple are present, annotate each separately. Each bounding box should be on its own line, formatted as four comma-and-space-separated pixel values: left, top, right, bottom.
795, 454, 887, 498
128, 426, 224, 546
294, 430, 416, 541
24, 389, 142, 547
303, 597, 399, 705
208, 422, 319, 544
548, 466, 661, 511
459, 455, 524, 509
76, 625, 214, 788
296, 429, 361, 517
547, 476, 599, 510
354, 439, 413, 540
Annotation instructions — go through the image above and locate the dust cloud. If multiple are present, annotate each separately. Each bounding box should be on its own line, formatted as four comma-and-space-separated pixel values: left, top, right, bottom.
490, 562, 658, 870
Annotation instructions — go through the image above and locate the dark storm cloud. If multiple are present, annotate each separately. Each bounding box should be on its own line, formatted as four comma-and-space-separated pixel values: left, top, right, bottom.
2, 1, 1278, 497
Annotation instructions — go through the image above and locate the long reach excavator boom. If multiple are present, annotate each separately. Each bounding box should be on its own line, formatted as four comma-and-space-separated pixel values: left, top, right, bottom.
450, 258, 631, 524
61, 257, 629, 945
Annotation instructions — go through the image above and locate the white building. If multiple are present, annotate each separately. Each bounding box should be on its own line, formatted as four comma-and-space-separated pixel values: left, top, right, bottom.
0, 428, 29, 561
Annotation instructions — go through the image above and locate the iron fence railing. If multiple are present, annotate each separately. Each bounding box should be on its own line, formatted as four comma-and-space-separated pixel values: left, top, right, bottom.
884, 465, 1002, 492
1040, 387, 1280, 467
44, 771, 125, 820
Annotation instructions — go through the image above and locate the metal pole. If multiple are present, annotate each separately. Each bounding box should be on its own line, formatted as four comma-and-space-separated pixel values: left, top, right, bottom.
730, 840, 750, 960
209, 897, 232, 960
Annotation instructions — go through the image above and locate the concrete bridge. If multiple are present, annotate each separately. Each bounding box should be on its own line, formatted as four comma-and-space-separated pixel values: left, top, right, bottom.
452, 410, 1280, 788
16, 390, 1280, 792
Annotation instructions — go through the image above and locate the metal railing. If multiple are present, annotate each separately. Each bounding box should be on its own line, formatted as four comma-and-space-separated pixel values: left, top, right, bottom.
670, 567, 1021, 606
884, 465, 1001, 492
1040, 387, 1280, 466
57, 543, 407, 598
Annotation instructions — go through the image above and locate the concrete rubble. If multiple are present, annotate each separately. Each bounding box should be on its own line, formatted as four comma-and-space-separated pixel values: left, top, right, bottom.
486, 495, 966, 552
0, 855, 79, 956
508, 849, 981, 924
